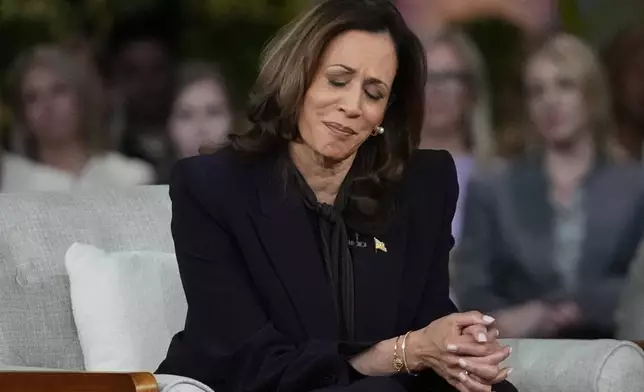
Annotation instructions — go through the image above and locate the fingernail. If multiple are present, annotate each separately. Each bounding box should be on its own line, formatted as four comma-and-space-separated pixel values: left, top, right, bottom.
459, 371, 468, 382
508, 367, 514, 376
447, 344, 458, 352
477, 332, 487, 343
509, 346, 513, 354
495, 329, 500, 337
458, 358, 467, 369
482, 315, 495, 324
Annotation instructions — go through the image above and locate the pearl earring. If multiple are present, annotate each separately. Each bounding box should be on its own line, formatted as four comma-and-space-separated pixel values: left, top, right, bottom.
373, 126, 385, 136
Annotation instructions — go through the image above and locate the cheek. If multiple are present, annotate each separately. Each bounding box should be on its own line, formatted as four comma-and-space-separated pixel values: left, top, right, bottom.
362, 104, 387, 130
172, 126, 200, 148
207, 114, 232, 136
170, 117, 195, 140
25, 103, 41, 125
527, 98, 546, 124
57, 95, 79, 122
561, 93, 586, 122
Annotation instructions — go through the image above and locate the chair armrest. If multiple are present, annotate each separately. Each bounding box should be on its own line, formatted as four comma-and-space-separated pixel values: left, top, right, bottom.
0, 371, 158, 392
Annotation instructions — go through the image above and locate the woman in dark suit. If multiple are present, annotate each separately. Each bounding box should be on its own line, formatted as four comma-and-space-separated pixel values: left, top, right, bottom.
157, 1, 516, 391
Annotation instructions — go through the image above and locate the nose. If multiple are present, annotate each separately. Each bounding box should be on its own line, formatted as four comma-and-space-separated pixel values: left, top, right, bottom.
338, 85, 363, 119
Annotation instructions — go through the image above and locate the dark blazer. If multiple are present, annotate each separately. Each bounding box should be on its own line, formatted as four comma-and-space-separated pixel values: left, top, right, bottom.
453, 157, 644, 337
157, 147, 515, 392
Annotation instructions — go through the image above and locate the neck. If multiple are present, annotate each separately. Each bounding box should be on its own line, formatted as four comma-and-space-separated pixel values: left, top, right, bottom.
38, 141, 90, 176
544, 134, 595, 187
419, 129, 467, 156
289, 142, 354, 205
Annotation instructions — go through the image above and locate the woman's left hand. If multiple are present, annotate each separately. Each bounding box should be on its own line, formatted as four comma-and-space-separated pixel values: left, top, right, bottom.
463, 324, 500, 345
454, 324, 512, 387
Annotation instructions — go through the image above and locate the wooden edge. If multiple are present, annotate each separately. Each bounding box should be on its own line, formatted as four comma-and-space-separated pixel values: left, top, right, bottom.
0, 371, 158, 392
633, 340, 644, 350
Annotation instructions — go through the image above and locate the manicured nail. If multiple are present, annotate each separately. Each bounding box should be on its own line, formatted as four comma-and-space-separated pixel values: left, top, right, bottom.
495, 329, 500, 337
459, 371, 468, 382
482, 315, 495, 324
458, 358, 468, 369
507, 368, 514, 375
447, 344, 458, 352
508, 346, 513, 354
477, 332, 487, 343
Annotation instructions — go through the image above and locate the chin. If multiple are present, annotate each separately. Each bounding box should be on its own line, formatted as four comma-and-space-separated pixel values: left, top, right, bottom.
316, 144, 355, 163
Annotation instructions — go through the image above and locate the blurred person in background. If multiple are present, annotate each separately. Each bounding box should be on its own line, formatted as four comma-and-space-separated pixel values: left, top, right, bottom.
419, 29, 495, 245
602, 25, 644, 162
0, 90, 70, 192
161, 61, 234, 182
103, 13, 177, 178
453, 34, 644, 339
7, 45, 154, 191
396, 0, 543, 41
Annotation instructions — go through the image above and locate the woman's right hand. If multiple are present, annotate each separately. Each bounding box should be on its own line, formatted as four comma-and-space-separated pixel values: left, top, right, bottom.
406, 312, 512, 392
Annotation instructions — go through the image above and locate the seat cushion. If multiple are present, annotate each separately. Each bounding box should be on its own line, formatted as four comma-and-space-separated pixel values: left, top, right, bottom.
66, 243, 187, 372
0, 186, 173, 369
503, 338, 644, 392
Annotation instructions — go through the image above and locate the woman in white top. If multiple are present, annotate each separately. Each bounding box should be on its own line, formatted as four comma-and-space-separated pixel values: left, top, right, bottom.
4, 45, 154, 192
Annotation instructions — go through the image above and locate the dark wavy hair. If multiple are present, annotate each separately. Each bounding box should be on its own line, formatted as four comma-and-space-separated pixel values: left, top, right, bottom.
229, 0, 427, 229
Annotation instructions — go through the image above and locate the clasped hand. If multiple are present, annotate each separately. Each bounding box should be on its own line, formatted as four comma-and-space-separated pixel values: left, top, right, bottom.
407, 312, 512, 392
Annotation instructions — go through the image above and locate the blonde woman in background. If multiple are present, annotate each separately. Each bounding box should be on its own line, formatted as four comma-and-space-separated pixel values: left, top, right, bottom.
6, 45, 154, 191
454, 34, 644, 339
419, 29, 495, 245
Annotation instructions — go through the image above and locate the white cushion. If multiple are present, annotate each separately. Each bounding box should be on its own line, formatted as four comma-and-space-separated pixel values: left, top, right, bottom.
65, 243, 187, 372
502, 339, 644, 392
156, 375, 215, 392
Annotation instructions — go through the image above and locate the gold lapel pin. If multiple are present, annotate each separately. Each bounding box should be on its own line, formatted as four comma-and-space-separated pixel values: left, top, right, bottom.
374, 237, 387, 253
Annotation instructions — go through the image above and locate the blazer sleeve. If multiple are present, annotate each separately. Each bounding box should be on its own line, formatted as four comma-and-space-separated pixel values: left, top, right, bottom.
394, 151, 461, 392
576, 193, 644, 334
616, 238, 644, 339
157, 159, 406, 392
451, 172, 511, 312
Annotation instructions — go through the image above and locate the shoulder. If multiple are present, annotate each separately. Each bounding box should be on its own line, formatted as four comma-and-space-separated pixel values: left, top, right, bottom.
402, 149, 458, 212
1, 153, 72, 192
595, 161, 644, 201
88, 152, 155, 185
598, 161, 644, 185
171, 146, 261, 213
404, 149, 455, 186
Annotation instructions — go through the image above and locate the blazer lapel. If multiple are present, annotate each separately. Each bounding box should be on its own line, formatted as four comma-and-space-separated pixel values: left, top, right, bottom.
249, 160, 338, 340
351, 209, 406, 341
508, 160, 560, 290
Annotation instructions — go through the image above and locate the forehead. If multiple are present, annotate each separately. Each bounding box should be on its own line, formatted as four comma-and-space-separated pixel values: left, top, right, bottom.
178, 80, 226, 102
526, 55, 574, 81
24, 66, 61, 85
319, 30, 397, 80
426, 42, 464, 70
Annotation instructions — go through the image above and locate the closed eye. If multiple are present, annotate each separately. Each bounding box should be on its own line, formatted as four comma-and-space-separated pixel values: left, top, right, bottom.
328, 79, 347, 87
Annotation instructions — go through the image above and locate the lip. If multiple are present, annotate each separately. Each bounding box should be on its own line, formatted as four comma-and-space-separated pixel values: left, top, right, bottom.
323, 121, 356, 136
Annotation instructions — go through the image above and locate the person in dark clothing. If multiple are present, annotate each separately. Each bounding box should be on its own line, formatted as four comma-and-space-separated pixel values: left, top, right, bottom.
157, 1, 516, 391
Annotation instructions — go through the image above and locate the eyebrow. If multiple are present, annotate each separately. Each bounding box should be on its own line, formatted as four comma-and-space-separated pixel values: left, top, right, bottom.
327, 64, 391, 92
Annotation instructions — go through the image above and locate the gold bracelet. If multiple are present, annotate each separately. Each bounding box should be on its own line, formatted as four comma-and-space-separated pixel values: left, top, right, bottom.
393, 335, 404, 372
401, 331, 418, 376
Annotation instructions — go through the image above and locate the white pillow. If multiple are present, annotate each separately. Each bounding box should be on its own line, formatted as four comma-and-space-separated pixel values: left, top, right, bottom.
65, 243, 187, 372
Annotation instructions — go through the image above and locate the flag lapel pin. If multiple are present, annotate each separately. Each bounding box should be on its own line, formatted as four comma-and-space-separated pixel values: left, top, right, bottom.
374, 237, 387, 253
